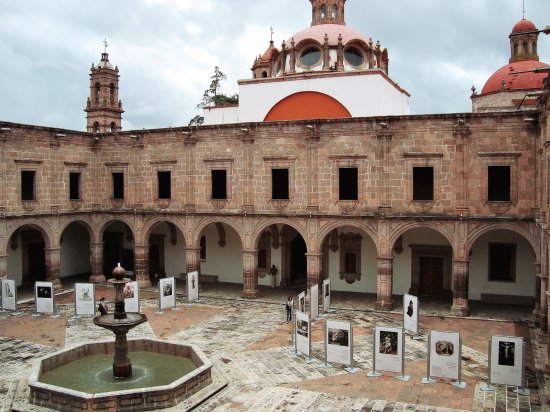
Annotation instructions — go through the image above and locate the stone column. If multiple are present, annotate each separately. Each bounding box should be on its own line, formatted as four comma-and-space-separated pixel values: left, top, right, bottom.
306, 132, 319, 212
183, 135, 197, 210
89, 242, 106, 283
306, 253, 323, 289
241, 134, 255, 211
44, 247, 62, 292
546, 291, 550, 373
375, 256, 393, 311
539, 267, 547, 333
133, 244, 150, 288
0, 253, 6, 280
184, 247, 201, 274
451, 258, 470, 317
241, 249, 259, 299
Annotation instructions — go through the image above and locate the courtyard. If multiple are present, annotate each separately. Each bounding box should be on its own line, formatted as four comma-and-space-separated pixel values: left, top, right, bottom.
0, 281, 547, 411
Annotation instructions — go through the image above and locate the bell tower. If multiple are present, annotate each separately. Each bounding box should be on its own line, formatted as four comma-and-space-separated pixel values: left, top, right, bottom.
310, 0, 346, 26
85, 41, 124, 133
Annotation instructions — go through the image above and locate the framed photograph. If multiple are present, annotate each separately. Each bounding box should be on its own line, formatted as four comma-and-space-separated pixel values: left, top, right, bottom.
187, 270, 199, 302
298, 291, 306, 313
124, 281, 140, 313
35, 281, 54, 314
74, 283, 95, 316
374, 326, 403, 374
489, 335, 524, 386
403, 294, 418, 335
326, 320, 352, 366
322, 278, 331, 312
159, 277, 176, 310
310, 284, 319, 319
295, 310, 311, 356
1, 279, 17, 311
429, 331, 461, 380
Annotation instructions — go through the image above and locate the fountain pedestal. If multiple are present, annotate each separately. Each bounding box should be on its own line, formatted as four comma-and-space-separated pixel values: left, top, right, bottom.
93, 264, 147, 378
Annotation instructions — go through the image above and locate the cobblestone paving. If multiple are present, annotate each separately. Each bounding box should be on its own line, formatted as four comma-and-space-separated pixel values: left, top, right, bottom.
0, 293, 546, 411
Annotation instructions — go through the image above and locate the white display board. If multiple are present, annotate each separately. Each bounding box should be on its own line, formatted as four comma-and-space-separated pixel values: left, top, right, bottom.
489, 335, 524, 387
124, 281, 139, 313
429, 331, 461, 380
187, 271, 199, 302
310, 284, 319, 319
298, 291, 306, 313
322, 278, 331, 312
1, 279, 17, 311
159, 277, 176, 310
74, 283, 95, 316
374, 326, 404, 374
295, 310, 311, 357
326, 320, 352, 366
35, 281, 54, 314
403, 294, 419, 335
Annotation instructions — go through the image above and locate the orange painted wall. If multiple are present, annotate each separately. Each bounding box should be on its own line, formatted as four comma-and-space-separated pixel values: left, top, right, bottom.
264, 91, 352, 121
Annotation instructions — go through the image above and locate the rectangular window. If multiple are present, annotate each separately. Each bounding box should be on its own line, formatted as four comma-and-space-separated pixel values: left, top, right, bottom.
488, 243, 516, 282
200, 236, 206, 260
413, 167, 434, 200
157, 171, 171, 199
344, 252, 357, 274
339, 168, 358, 200
21, 170, 36, 201
211, 169, 227, 200
112, 172, 124, 200
258, 249, 267, 269
272, 168, 289, 200
69, 172, 81, 200
488, 166, 511, 201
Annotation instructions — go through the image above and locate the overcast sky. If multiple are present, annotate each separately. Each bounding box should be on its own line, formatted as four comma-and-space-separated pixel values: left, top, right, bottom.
0, 0, 549, 131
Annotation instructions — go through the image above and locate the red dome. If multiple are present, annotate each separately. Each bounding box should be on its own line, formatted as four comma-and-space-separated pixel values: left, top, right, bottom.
511, 19, 536, 34
480, 60, 549, 94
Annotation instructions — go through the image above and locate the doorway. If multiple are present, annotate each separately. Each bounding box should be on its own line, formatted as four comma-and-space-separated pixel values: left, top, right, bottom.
410, 245, 452, 298
290, 236, 307, 286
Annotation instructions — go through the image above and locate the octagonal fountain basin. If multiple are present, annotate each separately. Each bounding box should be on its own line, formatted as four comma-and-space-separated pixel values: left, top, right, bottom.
28, 339, 213, 412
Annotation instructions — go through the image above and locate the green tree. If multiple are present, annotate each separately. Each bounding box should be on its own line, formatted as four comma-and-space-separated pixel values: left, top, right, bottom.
197, 66, 239, 108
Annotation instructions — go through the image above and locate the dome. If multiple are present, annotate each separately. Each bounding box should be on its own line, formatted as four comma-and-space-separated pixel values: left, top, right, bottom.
511, 18, 536, 34
288, 24, 371, 47
480, 60, 549, 94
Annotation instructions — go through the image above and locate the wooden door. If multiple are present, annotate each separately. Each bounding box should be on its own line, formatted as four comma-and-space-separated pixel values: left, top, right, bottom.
419, 256, 444, 296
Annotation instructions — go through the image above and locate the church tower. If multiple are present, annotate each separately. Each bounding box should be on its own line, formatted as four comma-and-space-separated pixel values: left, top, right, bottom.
84, 45, 124, 133
310, 0, 346, 26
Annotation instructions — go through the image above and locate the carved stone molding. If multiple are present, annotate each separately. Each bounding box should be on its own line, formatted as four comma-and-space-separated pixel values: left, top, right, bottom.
410, 200, 434, 213
487, 201, 511, 214
21, 200, 37, 211
210, 199, 228, 210
110, 199, 124, 209
156, 199, 171, 210
270, 199, 290, 211
69, 200, 83, 211
338, 200, 358, 214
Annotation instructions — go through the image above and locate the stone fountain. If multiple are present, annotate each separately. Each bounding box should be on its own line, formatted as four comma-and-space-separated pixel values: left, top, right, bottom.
93, 263, 147, 378
23, 264, 223, 411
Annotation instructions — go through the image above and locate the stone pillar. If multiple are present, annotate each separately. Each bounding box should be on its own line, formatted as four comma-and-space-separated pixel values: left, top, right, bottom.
375, 256, 393, 311
539, 269, 548, 333
89, 242, 106, 283
306, 253, 322, 289
0, 253, 6, 280
184, 247, 201, 274
545, 291, 550, 373
183, 135, 197, 210
306, 132, 319, 212
241, 134, 255, 211
451, 258, 470, 317
133, 244, 150, 288
44, 247, 62, 292
241, 249, 259, 299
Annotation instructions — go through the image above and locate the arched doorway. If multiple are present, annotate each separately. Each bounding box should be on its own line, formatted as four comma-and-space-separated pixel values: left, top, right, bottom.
7, 225, 47, 286
290, 236, 307, 286
60, 221, 91, 283
147, 221, 186, 285
102, 221, 135, 276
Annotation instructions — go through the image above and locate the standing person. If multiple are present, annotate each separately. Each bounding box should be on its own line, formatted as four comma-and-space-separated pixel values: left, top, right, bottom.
98, 297, 108, 315
285, 296, 293, 323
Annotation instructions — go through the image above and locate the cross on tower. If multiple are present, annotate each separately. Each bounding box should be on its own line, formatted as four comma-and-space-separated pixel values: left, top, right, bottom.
522, 0, 526, 19
103, 38, 109, 54
270, 27, 274, 42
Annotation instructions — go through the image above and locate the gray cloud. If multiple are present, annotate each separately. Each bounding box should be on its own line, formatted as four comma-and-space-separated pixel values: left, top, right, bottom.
0, 0, 548, 130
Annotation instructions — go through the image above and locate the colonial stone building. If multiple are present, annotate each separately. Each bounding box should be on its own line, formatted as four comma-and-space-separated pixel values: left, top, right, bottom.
1, 0, 550, 367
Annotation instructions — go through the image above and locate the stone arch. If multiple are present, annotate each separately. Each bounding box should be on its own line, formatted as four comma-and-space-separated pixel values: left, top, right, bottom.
388, 221, 455, 255
251, 218, 308, 251
6, 219, 54, 253
141, 217, 187, 246
193, 217, 244, 249
59, 217, 97, 245
317, 219, 379, 254
98, 217, 137, 243
466, 222, 538, 262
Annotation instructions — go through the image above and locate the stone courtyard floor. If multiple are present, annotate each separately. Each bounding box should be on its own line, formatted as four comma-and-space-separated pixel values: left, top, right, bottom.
0, 281, 548, 411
